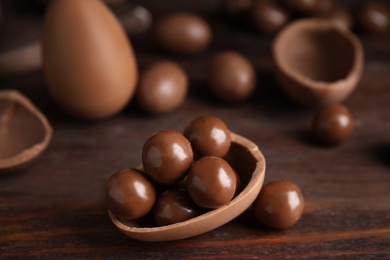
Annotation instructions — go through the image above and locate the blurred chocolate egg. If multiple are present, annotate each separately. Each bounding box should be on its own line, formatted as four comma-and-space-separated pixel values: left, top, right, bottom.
155, 12, 212, 55
42, 0, 137, 120
136, 61, 188, 115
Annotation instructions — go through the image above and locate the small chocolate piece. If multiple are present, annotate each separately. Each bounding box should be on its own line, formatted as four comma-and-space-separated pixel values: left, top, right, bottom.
136, 61, 188, 115
251, 0, 289, 34
207, 51, 256, 103
312, 0, 335, 15
184, 115, 231, 159
154, 188, 202, 226
312, 103, 354, 145
187, 156, 237, 209
223, 0, 253, 18
155, 12, 212, 55
357, 2, 390, 34
117, 5, 153, 34
317, 6, 353, 29
105, 168, 156, 220
284, 0, 318, 15
253, 181, 304, 229
142, 130, 193, 186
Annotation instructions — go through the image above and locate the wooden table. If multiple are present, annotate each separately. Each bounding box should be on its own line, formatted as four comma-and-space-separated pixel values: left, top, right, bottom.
1, 0, 389, 258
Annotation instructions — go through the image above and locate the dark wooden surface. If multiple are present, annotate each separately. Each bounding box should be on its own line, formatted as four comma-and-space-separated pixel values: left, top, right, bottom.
1, 0, 390, 259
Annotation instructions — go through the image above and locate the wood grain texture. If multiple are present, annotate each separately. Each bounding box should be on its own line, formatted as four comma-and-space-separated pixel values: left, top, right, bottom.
1, 0, 390, 258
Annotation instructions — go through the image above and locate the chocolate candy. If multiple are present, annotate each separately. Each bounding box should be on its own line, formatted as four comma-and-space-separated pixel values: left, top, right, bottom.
207, 51, 256, 103
155, 12, 212, 55
285, 0, 317, 15
222, 0, 253, 19
253, 181, 304, 229
154, 188, 202, 226
105, 168, 156, 220
357, 2, 390, 34
142, 130, 193, 186
136, 61, 188, 115
187, 156, 237, 209
251, 0, 289, 34
317, 6, 353, 29
184, 115, 231, 159
312, 103, 354, 145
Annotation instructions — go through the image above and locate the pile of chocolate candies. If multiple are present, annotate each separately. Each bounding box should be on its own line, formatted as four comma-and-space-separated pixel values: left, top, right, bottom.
105, 116, 305, 229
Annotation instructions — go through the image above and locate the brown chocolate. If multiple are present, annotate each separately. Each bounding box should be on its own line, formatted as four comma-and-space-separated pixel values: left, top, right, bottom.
312, 0, 335, 15
187, 156, 237, 209
116, 4, 153, 35
142, 130, 193, 186
136, 61, 188, 115
223, 0, 253, 18
251, 0, 289, 34
253, 181, 304, 229
357, 2, 390, 35
154, 188, 202, 226
312, 103, 354, 145
154, 12, 212, 55
0, 91, 52, 173
184, 115, 231, 159
207, 51, 256, 103
285, 0, 318, 15
317, 6, 353, 29
105, 168, 156, 220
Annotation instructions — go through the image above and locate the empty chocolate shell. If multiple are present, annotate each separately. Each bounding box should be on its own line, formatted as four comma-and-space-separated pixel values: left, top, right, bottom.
0, 90, 52, 172
272, 19, 364, 106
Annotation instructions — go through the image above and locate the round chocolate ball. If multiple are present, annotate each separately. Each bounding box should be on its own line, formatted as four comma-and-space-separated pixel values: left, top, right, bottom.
154, 188, 202, 226
312, 103, 354, 145
142, 130, 193, 186
251, 1, 289, 34
155, 12, 212, 55
184, 115, 231, 159
357, 2, 390, 34
187, 156, 237, 209
136, 61, 188, 115
105, 168, 156, 220
317, 6, 353, 29
207, 51, 256, 103
223, 0, 253, 19
253, 181, 305, 229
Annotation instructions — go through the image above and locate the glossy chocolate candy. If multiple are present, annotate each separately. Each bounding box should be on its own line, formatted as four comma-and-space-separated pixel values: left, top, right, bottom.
154, 188, 202, 226
142, 130, 193, 186
105, 168, 156, 220
184, 115, 231, 159
187, 156, 237, 209
253, 181, 304, 229
357, 2, 390, 34
251, 0, 289, 34
312, 103, 354, 145
136, 61, 188, 115
317, 6, 353, 29
207, 51, 256, 103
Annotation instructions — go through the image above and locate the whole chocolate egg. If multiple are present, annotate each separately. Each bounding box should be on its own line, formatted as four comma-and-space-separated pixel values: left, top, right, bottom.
42, 0, 137, 120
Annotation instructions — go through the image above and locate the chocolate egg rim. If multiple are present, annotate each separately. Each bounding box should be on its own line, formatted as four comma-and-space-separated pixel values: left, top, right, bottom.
108, 132, 266, 241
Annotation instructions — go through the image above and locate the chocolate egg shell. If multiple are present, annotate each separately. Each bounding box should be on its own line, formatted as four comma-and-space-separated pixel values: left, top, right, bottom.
184, 115, 231, 159
42, 0, 138, 120
207, 51, 256, 103
106, 168, 156, 220
0, 90, 52, 173
187, 156, 237, 209
357, 2, 390, 35
273, 19, 364, 106
312, 103, 354, 145
136, 61, 188, 115
155, 12, 212, 55
154, 188, 202, 226
251, 0, 289, 34
253, 181, 304, 229
142, 130, 193, 186
109, 132, 266, 241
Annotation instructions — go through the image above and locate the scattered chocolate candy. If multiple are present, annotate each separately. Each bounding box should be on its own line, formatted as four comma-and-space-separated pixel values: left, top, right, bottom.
253, 181, 304, 229
251, 0, 290, 34
154, 12, 212, 55
136, 61, 188, 115
284, 0, 318, 15
105, 168, 156, 220
317, 6, 353, 29
187, 156, 237, 209
357, 2, 390, 34
222, 0, 253, 19
313, 0, 335, 15
184, 115, 231, 159
142, 130, 193, 186
312, 103, 354, 145
207, 51, 256, 103
154, 188, 202, 226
